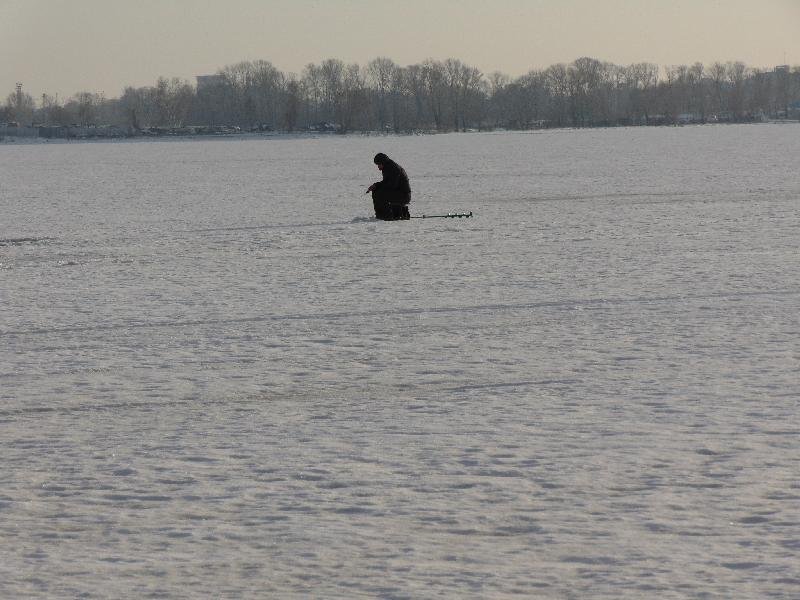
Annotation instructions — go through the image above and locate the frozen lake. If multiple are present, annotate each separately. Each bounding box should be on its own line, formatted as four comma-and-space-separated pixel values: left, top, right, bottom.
2, 125, 799, 598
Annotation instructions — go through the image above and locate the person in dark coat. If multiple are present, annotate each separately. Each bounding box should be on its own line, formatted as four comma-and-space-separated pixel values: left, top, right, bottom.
366, 153, 411, 220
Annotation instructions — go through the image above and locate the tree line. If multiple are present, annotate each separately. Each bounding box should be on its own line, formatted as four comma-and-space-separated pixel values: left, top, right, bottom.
3, 56, 800, 133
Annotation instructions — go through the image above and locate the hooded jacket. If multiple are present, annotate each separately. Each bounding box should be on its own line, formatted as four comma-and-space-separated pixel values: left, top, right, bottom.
373, 155, 411, 202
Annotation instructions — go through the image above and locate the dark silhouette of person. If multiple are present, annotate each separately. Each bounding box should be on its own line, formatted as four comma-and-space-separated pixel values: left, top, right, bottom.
366, 153, 411, 220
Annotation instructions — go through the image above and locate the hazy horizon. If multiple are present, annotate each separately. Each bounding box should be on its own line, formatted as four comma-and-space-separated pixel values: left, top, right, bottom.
2, 0, 799, 101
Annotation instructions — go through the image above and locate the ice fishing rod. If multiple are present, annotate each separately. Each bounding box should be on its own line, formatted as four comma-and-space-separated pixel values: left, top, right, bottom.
410, 211, 473, 219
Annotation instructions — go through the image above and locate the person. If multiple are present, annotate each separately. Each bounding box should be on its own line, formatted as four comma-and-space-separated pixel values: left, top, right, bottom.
366, 153, 411, 220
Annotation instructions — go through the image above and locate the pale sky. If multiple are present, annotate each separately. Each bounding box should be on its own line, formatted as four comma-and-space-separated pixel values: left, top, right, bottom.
2, 0, 799, 100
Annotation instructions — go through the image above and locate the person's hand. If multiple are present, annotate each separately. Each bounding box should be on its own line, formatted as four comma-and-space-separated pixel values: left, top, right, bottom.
366, 183, 375, 194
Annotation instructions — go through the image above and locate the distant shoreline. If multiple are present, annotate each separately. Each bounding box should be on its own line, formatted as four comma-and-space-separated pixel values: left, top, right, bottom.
1, 120, 798, 146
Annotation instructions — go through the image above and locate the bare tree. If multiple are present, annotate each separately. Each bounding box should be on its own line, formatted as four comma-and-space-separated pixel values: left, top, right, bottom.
459, 63, 486, 130
748, 68, 771, 119
498, 70, 545, 129
319, 58, 345, 126
4, 84, 36, 124
688, 62, 707, 121
388, 65, 410, 132
726, 61, 748, 120
442, 58, 463, 130
625, 63, 659, 124
404, 64, 430, 129
544, 64, 570, 126
249, 60, 284, 127
38, 93, 72, 126
154, 78, 193, 127
70, 92, 99, 126
283, 75, 302, 132
487, 71, 511, 127
438, 58, 484, 130
340, 63, 368, 133
367, 57, 397, 130
568, 57, 607, 126
708, 62, 728, 117
120, 86, 146, 129
421, 60, 447, 130
302, 63, 323, 126
661, 66, 685, 123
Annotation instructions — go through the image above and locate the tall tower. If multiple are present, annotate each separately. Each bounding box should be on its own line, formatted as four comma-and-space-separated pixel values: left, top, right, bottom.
13, 83, 24, 124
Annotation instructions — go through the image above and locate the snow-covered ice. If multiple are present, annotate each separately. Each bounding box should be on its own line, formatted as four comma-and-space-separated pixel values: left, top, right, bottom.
1, 125, 799, 598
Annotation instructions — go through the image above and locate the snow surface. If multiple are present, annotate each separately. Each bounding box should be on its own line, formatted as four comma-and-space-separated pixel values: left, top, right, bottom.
1, 125, 799, 598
